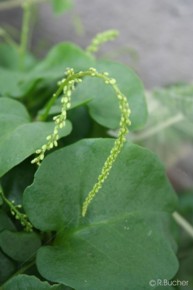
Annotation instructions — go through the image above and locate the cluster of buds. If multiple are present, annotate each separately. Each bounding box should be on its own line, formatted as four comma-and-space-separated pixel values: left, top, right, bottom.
86, 30, 119, 54
10, 201, 33, 232
31, 67, 131, 218
0, 190, 33, 232
80, 69, 131, 216
32, 68, 82, 165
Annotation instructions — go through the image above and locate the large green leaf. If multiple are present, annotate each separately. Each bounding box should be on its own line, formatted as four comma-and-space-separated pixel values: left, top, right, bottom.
72, 61, 147, 131
24, 139, 178, 290
0, 231, 41, 262
3, 274, 70, 290
0, 98, 72, 177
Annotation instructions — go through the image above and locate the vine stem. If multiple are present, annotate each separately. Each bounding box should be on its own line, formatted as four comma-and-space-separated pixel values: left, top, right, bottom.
173, 211, 193, 239
0, 0, 47, 10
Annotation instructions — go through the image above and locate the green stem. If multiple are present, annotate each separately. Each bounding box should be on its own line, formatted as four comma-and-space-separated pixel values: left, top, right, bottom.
19, 0, 31, 70
173, 211, 193, 239
38, 85, 64, 121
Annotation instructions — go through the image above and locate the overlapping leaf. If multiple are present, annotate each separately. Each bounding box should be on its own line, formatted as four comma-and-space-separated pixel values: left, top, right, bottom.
0, 231, 41, 262
24, 139, 178, 290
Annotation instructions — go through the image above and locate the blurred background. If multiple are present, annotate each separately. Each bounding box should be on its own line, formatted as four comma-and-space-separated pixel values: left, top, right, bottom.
1, 0, 193, 88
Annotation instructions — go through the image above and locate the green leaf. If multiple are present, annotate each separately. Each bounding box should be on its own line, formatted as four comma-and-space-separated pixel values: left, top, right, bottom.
51, 0, 73, 14
0, 98, 72, 177
0, 231, 41, 262
0, 44, 37, 71
0, 210, 15, 232
72, 61, 147, 131
0, 250, 16, 284
0, 43, 93, 98
3, 274, 69, 290
30, 43, 94, 80
15, 43, 94, 98
24, 139, 178, 289
1, 159, 36, 205
0, 68, 24, 97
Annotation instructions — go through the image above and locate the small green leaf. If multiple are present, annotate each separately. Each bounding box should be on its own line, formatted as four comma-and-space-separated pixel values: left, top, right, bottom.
0, 231, 41, 262
24, 139, 178, 289
0, 98, 72, 177
51, 0, 73, 14
3, 274, 69, 290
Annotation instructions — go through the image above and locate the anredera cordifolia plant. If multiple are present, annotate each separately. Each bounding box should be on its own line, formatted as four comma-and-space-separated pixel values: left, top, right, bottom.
1, 1, 193, 289
32, 67, 131, 217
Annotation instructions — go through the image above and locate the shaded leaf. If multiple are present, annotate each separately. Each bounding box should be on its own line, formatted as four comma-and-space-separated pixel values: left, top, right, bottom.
0, 210, 15, 232
0, 231, 41, 262
24, 139, 178, 290
0, 250, 16, 284
1, 159, 36, 205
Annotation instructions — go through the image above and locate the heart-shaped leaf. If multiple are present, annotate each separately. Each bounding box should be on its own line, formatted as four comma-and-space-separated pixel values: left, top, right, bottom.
24, 139, 178, 289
